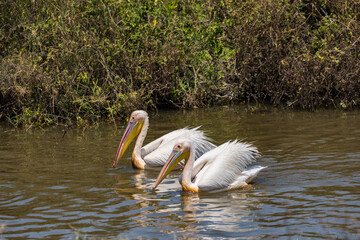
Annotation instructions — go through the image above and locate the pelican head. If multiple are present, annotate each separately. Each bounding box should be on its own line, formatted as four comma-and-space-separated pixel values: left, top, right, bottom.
153, 140, 191, 190
113, 110, 148, 168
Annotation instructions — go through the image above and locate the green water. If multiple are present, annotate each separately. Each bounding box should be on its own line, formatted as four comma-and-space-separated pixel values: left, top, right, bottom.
1, 105, 360, 239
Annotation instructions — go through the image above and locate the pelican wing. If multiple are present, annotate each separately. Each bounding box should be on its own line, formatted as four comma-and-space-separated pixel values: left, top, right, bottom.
143, 127, 215, 167
192, 140, 260, 192
228, 165, 267, 190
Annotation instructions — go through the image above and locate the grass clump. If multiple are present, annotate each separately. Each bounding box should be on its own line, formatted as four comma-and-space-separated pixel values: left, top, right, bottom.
1, 0, 360, 127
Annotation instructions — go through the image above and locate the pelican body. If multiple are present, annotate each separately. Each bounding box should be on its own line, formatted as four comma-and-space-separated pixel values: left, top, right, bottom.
153, 139, 265, 192
113, 110, 215, 170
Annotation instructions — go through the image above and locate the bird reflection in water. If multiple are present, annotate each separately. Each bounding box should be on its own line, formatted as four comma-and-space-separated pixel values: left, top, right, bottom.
180, 191, 261, 234
113, 170, 180, 200
112, 170, 262, 237
112, 170, 200, 237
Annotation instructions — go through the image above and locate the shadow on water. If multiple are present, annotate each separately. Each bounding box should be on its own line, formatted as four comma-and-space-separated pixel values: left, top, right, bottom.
1, 105, 360, 239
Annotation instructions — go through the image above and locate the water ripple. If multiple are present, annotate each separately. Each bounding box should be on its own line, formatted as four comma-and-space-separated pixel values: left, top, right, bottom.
1, 107, 360, 239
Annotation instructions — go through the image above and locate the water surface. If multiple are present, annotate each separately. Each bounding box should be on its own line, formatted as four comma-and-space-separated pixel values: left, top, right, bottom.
1, 105, 360, 239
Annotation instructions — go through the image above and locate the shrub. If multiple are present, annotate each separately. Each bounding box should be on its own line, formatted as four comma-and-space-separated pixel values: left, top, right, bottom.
1, 0, 359, 126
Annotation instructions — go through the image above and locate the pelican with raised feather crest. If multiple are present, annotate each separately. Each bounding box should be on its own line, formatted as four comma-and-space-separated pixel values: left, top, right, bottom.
153, 139, 265, 192
113, 110, 215, 170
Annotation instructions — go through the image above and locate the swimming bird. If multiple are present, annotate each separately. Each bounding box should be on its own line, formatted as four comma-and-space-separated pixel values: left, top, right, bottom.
113, 110, 215, 170
153, 139, 265, 192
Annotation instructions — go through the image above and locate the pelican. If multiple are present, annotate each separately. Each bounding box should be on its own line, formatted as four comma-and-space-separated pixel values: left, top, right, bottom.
153, 139, 265, 192
113, 110, 215, 170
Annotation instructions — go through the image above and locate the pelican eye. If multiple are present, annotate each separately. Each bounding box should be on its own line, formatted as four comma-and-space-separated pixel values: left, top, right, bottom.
177, 145, 181, 149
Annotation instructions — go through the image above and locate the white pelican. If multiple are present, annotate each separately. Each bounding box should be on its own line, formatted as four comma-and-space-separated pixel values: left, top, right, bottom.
153, 139, 265, 192
113, 110, 215, 170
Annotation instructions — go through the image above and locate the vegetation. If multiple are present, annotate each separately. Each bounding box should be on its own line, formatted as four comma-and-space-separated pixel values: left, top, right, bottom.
1, 0, 360, 127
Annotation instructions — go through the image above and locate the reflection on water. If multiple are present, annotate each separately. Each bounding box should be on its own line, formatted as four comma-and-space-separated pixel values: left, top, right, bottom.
1, 105, 360, 239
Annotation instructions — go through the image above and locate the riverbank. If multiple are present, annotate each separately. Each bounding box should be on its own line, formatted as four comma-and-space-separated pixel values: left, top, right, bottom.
1, 0, 359, 127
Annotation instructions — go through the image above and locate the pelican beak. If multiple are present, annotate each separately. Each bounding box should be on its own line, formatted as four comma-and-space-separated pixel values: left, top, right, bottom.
153, 149, 189, 190
113, 120, 143, 168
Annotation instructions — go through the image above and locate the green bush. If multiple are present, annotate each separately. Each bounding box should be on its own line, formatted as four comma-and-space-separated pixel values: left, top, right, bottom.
1, 0, 359, 126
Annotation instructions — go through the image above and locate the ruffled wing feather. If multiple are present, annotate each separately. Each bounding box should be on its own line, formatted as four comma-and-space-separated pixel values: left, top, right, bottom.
192, 140, 261, 192
143, 127, 215, 167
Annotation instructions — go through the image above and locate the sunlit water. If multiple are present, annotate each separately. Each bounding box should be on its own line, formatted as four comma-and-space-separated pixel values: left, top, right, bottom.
1, 105, 360, 239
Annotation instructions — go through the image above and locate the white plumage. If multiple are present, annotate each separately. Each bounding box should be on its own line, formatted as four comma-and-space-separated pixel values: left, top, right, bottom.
113, 110, 215, 170
154, 139, 266, 193
143, 127, 216, 167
